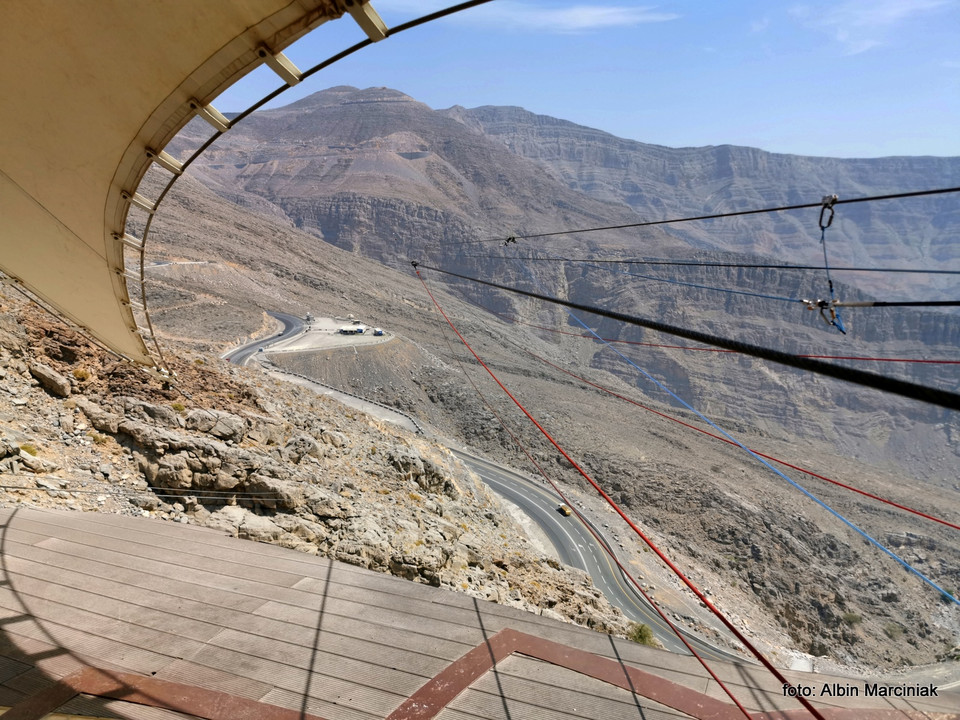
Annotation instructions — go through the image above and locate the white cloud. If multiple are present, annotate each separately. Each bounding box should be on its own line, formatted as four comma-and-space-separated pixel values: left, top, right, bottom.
750, 17, 770, 33
375, 2, 679, 33
790, 0, 953, 54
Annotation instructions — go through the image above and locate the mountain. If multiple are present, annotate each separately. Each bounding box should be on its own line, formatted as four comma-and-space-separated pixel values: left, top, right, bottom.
176, 86, 960, 452
183, 86, 686, 263
142, 87, 960, 668
443, 103, 960, 299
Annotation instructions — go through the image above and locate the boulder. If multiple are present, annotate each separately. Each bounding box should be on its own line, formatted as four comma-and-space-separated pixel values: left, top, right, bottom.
320, 430, 347, 448
29, 363, 71, 397
18, 450, 59, 474
120, 397, 181, 429
76, 397, 120, 434
283, 434, 323, 463
186, 409, 246, 442
237, 510, 284, 542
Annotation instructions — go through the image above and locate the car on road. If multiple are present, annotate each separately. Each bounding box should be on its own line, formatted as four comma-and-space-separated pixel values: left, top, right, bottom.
557, 504, 572, 516
258, 347, 264, 352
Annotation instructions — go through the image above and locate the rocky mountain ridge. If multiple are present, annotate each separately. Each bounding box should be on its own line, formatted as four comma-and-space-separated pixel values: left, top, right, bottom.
443, 103, 960, 299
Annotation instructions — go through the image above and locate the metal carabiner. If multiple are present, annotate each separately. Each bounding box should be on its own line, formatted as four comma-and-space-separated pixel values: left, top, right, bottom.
819, 194, 838, 231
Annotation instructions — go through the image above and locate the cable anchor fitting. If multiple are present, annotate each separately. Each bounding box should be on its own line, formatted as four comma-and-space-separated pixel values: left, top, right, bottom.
819, 194, 838, 231
804, 297, 846, 334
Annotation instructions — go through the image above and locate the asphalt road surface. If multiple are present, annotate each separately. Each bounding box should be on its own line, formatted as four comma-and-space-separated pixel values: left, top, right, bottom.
222, 311, 303, 365
454, 450, 743, 661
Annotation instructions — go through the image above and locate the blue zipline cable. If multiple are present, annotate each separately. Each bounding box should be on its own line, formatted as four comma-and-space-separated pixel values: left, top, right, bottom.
508, 252, 959, 608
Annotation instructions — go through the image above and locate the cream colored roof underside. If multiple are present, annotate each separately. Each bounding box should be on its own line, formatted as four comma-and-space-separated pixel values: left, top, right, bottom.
0, 0, 358, 366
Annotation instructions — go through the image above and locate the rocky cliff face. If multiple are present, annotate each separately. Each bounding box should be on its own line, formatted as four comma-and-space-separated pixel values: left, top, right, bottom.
444, 104, 960, 298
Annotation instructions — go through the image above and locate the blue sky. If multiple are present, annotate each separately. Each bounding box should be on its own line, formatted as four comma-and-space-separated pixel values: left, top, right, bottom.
216, 1, 960, 158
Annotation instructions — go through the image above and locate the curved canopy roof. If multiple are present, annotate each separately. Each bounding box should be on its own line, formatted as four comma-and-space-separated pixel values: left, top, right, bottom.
0, 0, 378, 367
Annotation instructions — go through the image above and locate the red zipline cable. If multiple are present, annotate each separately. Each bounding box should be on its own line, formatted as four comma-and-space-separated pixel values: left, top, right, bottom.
520, 346, 960, 533
495, 312, 960, 365
429, 305, 755, 718
415, 269, 828, 720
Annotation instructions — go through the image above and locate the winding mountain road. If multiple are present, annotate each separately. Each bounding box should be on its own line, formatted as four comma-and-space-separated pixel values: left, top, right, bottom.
221, 311, 304, 365
225, 312, 740, 659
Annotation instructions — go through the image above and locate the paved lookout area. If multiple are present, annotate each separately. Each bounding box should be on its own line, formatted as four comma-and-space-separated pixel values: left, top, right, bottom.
0, 507, 956, 719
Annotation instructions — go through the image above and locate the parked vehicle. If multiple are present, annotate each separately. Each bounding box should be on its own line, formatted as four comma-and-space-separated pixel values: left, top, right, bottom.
373, 328, 384, 336
557, 504, 572, 516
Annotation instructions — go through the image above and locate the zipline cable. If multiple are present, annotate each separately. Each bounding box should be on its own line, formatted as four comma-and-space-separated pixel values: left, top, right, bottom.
482, 310, 960, 365
445, 185, 960, 246
412, 262, 960, 412
477, 251, 807, 306
508, 345, 960, 533
458, 252, 960, 308
459, 255, 960, 276
414, 267, 828, 720
505, 256, 960, 609
428, 302, 754, 715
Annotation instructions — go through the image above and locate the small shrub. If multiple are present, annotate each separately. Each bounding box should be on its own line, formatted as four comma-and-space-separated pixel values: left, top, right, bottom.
72, 368, 90, 381
19, 443, 38, 456
842, 612, 862, 626
941, 590, 956, 605
88, 432, 108, 445
627, 622, 657, 647
884, 623, 904, 640
194, 358, 205, 365
170, 402, 186, 414
408, 492, 422, 502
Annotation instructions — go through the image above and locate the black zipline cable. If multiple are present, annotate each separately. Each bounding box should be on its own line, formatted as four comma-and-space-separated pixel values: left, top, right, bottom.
459, 255, 960, 275
412, 262, 960, 412
436, 185, 960, 246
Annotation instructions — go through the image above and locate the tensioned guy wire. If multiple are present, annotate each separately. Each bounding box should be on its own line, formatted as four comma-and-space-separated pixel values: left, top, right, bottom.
412, 262, 960, 412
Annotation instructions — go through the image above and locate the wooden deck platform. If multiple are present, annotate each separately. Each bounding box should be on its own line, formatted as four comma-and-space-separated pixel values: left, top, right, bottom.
0, 506, 955, 719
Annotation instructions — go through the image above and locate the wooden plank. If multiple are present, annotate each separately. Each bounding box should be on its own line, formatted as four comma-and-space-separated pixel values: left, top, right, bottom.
0, 602, 181, 676
2, 539, 267, 614
12, 532, 591, 662
0, 653, 31, 684
205, 628, 427, 696
4, 553, 468, 676
188, 642, 400, 719
463, 655, 696, 719
18, 509, 346, 576
27, 537, 318, 606
8, 520, 304, 589
258, 687, 380, 720
156, 659, 274, 703
253, 599, 486, 651
0, 573, 223, 644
